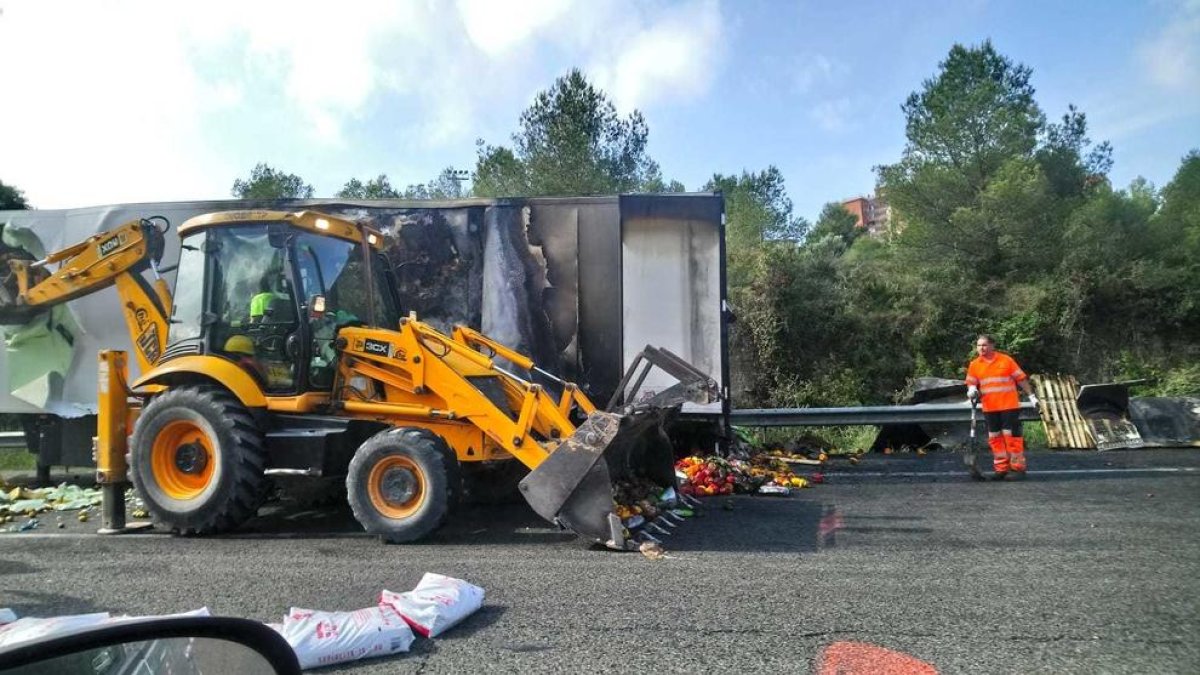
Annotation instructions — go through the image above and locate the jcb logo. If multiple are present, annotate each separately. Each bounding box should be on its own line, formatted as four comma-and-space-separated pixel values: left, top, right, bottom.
362, 338, 392, 357
136, 323, 160, 364
97, 234, 123, 258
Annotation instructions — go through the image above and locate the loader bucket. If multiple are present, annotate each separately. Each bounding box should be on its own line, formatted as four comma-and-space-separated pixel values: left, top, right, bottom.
519, 344, 720, 549
518, 407, 678, 550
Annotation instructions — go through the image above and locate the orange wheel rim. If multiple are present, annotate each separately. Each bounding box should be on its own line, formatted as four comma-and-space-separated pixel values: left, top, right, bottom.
151, 420, 216, 500
368, 456, 425, 519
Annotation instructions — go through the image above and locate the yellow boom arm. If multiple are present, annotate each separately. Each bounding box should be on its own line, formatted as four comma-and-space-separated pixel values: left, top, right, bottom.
3, 217, 172, 373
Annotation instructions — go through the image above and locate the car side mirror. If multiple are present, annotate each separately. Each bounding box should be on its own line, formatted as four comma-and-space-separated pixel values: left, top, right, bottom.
0, 615, 300, 675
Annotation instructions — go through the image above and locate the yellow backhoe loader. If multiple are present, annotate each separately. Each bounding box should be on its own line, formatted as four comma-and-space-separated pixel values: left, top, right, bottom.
0, 211, 718, 548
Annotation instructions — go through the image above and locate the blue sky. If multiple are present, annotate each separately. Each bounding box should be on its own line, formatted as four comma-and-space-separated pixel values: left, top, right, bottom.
1, 0, 1196, 222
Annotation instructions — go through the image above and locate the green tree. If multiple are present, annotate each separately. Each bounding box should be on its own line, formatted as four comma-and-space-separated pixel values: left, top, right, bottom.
642, 177, 687, 193
1156, 150, 1200, 247
473, 69, 664, 196
707, 167, 814, 405
402, 167, 468, 199
1149, 150, 1200, 333
722, 41, 1193, 412
808, 202, 862, 247
0, 181, 29, 209
339, 168, 468, 200
338, 174, 401, 199
705, 167, 805, 251
232, 163, 314, 199
878, 41, 1045, 228
1037, 105, 1112, 199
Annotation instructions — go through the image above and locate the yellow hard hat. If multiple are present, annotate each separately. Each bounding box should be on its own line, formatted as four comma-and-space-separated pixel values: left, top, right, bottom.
223, 334, 255, 356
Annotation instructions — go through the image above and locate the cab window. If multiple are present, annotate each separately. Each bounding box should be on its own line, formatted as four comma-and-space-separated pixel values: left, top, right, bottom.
166, 230, 206, 345
208, 226, 299, 393
296, 233, 399, 388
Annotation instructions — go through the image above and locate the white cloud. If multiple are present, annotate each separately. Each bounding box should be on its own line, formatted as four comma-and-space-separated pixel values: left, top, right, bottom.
794, 53, 847, 94
587, 1, 725, 113
183, 1, 419, 145
811, 98, 853, 133
0, 1, 422, 206
0, 0, 729, 208
456, 0, 573, 57
1140, 2, 1200, 95
0, 3, 230, 207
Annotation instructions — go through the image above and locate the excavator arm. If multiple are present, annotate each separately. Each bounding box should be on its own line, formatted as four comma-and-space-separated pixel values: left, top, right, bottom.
0, 217, 172, 373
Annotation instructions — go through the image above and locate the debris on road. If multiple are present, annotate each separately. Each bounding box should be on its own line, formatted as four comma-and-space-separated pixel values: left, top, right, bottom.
639, 541, 667, 560
273, 573, 485, 670
757, 485, 791, 496
611, 480, 701, 551
279, 604, 414, 670
380, 573, 485, 638
0, 483, 102, 519
0, 608, 211, 649
675, 451, 823, 497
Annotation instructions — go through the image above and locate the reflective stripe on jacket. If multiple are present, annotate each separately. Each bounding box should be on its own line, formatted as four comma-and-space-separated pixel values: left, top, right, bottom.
965, 352, 1027, 412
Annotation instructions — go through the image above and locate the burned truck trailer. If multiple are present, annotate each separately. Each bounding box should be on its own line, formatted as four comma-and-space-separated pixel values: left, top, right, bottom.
0, 194, 729, 479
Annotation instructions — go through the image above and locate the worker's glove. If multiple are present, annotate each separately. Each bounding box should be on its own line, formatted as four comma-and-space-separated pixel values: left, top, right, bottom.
966, 386, 980, 404
1028, 394, 1040, 409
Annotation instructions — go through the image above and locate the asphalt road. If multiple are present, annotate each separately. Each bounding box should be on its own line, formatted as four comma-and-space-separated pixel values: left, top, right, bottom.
2, 448, 1198, 674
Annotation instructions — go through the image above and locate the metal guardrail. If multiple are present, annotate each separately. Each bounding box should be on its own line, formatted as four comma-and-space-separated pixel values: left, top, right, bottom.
730, 402, 1039, 427
0, 431, 28, 449
0, 403, 1041, 442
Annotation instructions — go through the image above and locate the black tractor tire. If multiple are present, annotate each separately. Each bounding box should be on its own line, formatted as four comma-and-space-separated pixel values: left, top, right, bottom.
347, 427, 460, 543
130, 385, 269, 535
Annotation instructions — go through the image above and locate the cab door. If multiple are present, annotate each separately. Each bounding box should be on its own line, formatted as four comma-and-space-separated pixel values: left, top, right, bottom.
294, 231, 400, 390
207, 225, 302, 393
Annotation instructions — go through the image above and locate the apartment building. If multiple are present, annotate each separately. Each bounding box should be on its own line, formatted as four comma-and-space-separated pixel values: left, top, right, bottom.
840, 194, 891, 236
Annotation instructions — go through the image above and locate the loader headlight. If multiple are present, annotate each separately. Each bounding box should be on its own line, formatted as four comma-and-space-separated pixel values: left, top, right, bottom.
348, 375, 372, 398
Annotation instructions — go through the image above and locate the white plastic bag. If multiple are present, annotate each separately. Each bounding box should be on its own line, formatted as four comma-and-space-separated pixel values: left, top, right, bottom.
108, 607, 211, 625
0, 607, 213, 650
0, 612, 111, 648
281, 604, 414, 670
380, 573, 485, 638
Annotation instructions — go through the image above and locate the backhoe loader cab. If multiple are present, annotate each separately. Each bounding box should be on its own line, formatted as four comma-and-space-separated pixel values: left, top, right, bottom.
115, 211, 715, 548
164, 212, 400, 394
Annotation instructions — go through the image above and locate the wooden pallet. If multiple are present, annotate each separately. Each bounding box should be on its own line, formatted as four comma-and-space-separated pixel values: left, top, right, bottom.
1030, 374, 1095, 449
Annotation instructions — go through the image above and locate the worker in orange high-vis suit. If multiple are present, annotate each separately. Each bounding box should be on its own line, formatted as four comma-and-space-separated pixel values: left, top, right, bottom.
965, 334, 1039, 480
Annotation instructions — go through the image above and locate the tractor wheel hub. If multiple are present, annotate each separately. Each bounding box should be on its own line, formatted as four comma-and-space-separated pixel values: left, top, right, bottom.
380, 466, 418, 505
174, 442, 209, 475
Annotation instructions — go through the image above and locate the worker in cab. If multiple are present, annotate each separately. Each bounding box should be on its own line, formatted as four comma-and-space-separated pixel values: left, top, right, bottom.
222, 334, 266, 381
965, 334, 1039, 480
249, 275, 291, 324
